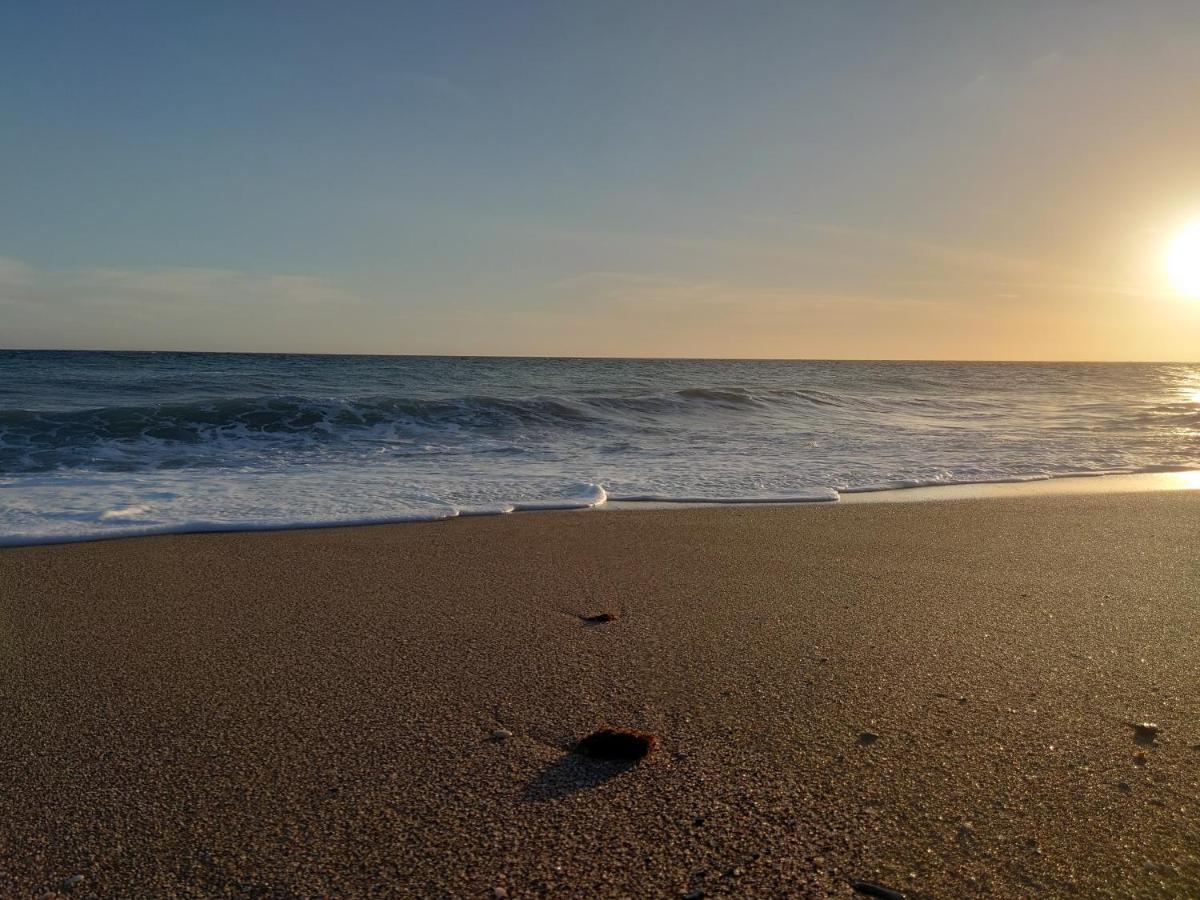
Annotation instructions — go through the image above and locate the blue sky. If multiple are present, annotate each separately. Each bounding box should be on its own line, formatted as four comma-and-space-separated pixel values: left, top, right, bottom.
4, 1, 1200, 357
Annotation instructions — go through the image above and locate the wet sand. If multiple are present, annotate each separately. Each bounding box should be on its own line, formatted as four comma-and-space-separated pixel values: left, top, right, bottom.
2, 492, 1199, 897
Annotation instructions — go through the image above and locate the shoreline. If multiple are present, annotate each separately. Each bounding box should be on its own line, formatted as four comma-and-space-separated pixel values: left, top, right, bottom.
4, 467, 1200, 550
2, 492, 1200, 895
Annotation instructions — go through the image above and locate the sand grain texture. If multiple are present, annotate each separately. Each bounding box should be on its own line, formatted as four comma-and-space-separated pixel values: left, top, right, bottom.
2, 493, 1200, 897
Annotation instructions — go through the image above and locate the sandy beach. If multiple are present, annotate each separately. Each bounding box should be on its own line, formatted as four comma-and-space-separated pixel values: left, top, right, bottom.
3, 491, 1200, 897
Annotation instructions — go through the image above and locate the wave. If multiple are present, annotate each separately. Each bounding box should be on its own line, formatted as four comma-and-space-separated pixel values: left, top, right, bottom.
6, 354, 1200, 546
5, 381, 1199, 476
0, 388, 855, 473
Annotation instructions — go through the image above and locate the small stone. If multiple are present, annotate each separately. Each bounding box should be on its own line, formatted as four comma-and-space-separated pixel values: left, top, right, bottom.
62, 874, 84, 892
583, 612, 618, 623
851, 880, 905, 899
490, 729, 513, 742
1134, 750, 1148, 766
493, 887, 508, 898
1129, 722, 1161, 746
575, 726, 657, 760
858, 731, 880, 746
1118, 781, 1132, 793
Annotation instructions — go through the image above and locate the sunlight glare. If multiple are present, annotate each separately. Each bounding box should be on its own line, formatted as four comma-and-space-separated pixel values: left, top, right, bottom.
1166, 219, 1200, 298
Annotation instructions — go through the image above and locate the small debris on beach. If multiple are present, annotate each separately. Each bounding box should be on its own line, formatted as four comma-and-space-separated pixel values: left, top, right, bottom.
61, 874, 84, 892
490, 728, 513, 742
492, 887, 509, 898
582, 612, 618, 624
858, 731, 880, 746
1128, 722, 1161, 745
575, 726, 658, 761
933, 692, 969, 704
851, 880, 905, 899
1117, 781, 1132, 793
1134, 750, 1148, 766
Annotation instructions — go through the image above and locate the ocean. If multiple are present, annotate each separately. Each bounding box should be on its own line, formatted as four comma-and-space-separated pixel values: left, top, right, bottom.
1, 351, 1198, 545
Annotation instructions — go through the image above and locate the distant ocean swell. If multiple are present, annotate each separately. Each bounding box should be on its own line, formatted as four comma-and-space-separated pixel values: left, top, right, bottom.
3, 352, 1200, 545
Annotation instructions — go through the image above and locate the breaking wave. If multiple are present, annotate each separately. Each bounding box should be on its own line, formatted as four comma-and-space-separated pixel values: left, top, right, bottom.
0, 388, 870, 473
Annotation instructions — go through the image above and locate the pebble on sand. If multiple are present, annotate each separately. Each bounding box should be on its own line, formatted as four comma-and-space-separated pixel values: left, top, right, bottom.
575, 726, 658, 761
61, 874, 84, 892
490, 729, 514, 742
851, 880, 905, 899
582, 612, 618, 623
1129, 722, 1161, 745
858, 731, 880, 746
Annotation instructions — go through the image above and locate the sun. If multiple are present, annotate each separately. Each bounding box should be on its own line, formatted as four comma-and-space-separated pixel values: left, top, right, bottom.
1166, 219, 1200, 298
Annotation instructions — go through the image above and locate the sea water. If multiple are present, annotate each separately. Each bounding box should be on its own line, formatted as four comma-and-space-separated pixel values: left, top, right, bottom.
2, 351, 1199, 545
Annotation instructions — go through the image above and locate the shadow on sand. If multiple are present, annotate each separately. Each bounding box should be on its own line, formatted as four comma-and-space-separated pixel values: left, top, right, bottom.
522, 752, 637, 802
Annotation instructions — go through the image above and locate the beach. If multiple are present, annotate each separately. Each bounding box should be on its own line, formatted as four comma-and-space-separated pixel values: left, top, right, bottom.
2, 491, 1199, 898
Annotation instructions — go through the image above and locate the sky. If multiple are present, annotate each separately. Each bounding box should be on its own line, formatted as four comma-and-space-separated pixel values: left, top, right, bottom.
4, 1, 1200, 359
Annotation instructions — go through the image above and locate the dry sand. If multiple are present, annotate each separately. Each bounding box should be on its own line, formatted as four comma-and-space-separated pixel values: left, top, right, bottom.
2, 492, 1199, 897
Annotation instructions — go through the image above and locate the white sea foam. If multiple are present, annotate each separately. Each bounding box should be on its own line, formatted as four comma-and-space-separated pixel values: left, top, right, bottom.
608, 490, 838, 504
98, 504, 153, 520
5, 466, 1197, 547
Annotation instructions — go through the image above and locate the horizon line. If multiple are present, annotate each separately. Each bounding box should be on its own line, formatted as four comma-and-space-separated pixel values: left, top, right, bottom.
2, 346, 1198, 365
